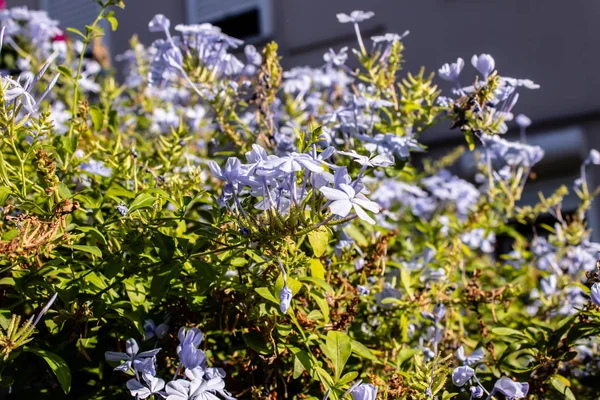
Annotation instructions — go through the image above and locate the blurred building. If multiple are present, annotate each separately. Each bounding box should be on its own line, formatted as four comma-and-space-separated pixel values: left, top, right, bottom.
8, 0, 600, 237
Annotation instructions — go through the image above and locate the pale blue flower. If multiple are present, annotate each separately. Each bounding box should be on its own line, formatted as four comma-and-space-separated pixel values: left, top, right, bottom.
323, 47, 348, 67
456, 346, 484, 366
585, 149, 600, 165
320, 183, 380, 224
165, 367, 229, 400
371, 32, 409, 44
177, 327, 207, 370
357, 285, 370, 296
338, 150, 395, 168
336, 10, 375, 24
126, 372, 165, 399
279, 285, 292, 314
470, 386, 484, 398
350, 383, 377, 400
493, 377, 529, 399
149, 14, 170, 33
461, 228, 495, 253
144, 318, 169, 341
438, 58, 464, 82
32, 292, 58, 327
515, 114, 531, 128
590, 282, 600, 307
540, 275, 557, 297
452, 366, 475, 387
105, 338, 161, 373
471, 53, 495, 80
116, 203, 128, 217
81, 158, 112, 178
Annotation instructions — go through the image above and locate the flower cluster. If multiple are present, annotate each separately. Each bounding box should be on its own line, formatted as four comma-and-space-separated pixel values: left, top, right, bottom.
106, 326, 235, 400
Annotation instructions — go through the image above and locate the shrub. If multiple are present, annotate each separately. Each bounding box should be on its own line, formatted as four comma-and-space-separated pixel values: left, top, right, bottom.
1, 2, 600, 399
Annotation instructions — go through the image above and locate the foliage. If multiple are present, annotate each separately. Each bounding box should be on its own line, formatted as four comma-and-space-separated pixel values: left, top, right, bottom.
0, 3, 600, 400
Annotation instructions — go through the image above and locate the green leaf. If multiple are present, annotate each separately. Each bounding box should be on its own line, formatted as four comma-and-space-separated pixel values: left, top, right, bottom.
441, 391, 459, 400
307, 227, 329, 257
275, 274, 303, 295
56, 65, 74, 81
399, 267, 414, 299
89, 106, 103, 131
86, 24, 104, 38
64, 244, 102, 258
293, 350, 313, 379
338, 371, 358, 385
326, 330, 352, 382
192, 261, 219, 295
465, 130, 476, 151
128, 193, 156, 213
299, 276, 334, 294
550, 375, 575, 400
75, 226, 107, 245
491, 327, 529, 339
106, 184, 136, 199
0, 277, 15, 286
153, 231, 175, 262
108, 109, 119, 133
255, 287, 278, 304
57, 183, 72, 200
309, 292, 330, 324
24, 347, 71, 394
309, 258, 325, 280
105, 11, 119, 31
243, 332, 273, 355
0, 186, 12, 204
150, 262, 182, 299
66, 27, 85, 38
124, 277, 146, 306
350, 339, 376, 361
314, 366, 335, 388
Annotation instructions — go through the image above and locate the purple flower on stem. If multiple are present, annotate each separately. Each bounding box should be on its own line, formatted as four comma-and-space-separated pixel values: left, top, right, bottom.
456, 346, 484, 366
143, 318, 169, 341
148, 14, 170, 33
126, 372, 165, 399
177, 327, 206, 369
32, 292, 58, 327
590, 282, 600, 307
336, 10, 375, 23
104, 338, 161, 373
279, 285, 292, 314
471, 53, 495, 80
320, 183, 380, 224
452, 366, 475, 387
438, 58, 464, 82
350, 383, 377, 400
493, 377, 529, 399
336, 10, 374, 56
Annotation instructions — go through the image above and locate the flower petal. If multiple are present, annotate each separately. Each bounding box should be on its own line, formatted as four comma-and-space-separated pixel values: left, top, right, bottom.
352, 204, 375, 224
329, 199, 353, 217
353, 198, 380, 214
320, 187, 349, 201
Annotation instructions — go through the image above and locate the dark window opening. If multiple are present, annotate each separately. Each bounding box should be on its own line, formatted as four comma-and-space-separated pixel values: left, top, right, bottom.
495, 211, 576, 257
212, 8, 262, 40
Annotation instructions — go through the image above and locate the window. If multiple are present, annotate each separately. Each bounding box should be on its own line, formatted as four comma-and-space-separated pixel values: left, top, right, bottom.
185, 0, 272, 41
40, 0, 102, 36
40, 0, 111, 52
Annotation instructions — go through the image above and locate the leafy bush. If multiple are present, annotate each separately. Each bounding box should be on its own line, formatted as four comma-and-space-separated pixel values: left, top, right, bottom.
1, 2, 600, 399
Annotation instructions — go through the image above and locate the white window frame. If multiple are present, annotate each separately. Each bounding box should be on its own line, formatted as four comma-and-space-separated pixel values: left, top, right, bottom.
185, 0, 272, 41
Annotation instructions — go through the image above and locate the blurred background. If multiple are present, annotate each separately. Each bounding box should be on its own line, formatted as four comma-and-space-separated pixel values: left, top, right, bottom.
6, 0, 600, 239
